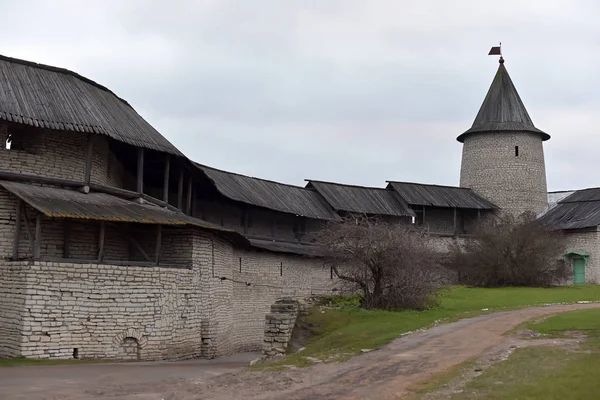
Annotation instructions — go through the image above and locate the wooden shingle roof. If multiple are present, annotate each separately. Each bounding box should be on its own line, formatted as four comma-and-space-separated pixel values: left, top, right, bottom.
194, 164, 341, 221
539, 188, 600, 230
457, 61, 549, 142
0, 54, 182, 155
387, 181, 497, 210
305, 180, 415, 217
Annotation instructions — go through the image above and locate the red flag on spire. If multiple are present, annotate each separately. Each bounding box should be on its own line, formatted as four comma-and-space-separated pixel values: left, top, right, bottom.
488, 46, 501, 55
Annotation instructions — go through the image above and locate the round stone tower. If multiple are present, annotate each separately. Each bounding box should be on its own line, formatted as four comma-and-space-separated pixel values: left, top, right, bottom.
458, 57, 550, 216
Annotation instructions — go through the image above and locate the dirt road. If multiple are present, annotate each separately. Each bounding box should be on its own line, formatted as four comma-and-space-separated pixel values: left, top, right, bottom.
2, 303, 599, 400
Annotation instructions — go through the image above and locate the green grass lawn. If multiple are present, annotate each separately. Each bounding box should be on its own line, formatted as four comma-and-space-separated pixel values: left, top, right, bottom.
254, 285, 600, 370
446, 308, 600, 400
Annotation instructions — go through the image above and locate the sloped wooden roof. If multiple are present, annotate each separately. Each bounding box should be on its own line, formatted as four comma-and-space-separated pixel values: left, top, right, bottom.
458, 61, 549, 142
387, 181, 497, 209
0, 55, 182, 155
248, 238, 323, 257
539, 187, 600, 230
305, 180, 415, 217
0, 180, 248, 245
194, 163, 341, 221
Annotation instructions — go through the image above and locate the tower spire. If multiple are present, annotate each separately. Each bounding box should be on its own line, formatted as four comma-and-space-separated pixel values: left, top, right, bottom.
456, 46, 549, 143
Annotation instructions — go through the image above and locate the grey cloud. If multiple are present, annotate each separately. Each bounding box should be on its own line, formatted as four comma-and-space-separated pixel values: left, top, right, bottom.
0, 0, 599, 190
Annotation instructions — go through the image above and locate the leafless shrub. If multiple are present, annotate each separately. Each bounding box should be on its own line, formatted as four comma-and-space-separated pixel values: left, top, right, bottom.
447, 212, 568, 287
314, 214, 446, 310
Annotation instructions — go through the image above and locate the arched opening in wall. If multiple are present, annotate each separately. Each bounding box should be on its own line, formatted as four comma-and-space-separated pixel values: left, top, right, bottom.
119, 337, 141, 360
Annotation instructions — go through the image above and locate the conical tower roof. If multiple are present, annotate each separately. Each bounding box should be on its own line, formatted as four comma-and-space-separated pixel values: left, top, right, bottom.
457, 60, 550, 142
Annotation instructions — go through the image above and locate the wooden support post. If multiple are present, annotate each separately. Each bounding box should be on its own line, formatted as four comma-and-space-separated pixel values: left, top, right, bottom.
477, 209, 481, 220
422, 206, 426, 225
97, 221, 105, 262
84, 134, 94, 186
242, 208, 248, 235
271, 217, 276, 237
22, 202, 34, 257
239, 257, 242, 273
12, 199, 21, 259
34, 213, 42, 260
280, 261, 283, 276
163, 154, 170, 204
136, 148, 144, 195
186, 175, 193, 215
63, 220, 71, 258
177, 169, 184, 210
155, 225, 162, 265
453, 207, 458, 236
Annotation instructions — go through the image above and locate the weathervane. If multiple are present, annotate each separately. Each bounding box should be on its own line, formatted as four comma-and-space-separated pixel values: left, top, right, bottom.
488, 42, 504, 64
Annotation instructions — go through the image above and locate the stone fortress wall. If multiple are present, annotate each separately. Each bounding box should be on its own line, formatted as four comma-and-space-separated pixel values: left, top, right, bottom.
0, 231, 337, 360
0, 125, 339, 360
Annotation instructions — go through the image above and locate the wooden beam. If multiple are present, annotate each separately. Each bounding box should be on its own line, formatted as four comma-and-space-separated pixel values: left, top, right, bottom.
63, 220, 71, 258
129, 236, 151, 263
22, 203, 34, 257
177, 169, 184, 210
12, 199, 21, 259
155, 225, 162, 265
84, 134, 94, 185
0, 171, 82, 188
186, 175, 193, 215
34, 213, 42, 259
271, 216, 276, 237
136, 148, 144, 194
162, 154, 170, 204
242, 208, 248, 235
97, 221, 105, 262
453, 207, 458, 236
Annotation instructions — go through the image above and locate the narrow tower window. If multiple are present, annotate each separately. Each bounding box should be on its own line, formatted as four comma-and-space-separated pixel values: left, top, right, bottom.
515, 146, 519, 157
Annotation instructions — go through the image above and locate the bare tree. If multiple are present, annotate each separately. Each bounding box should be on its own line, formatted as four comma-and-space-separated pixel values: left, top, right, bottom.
314, 214, 446, 310
447, 212, 568, 287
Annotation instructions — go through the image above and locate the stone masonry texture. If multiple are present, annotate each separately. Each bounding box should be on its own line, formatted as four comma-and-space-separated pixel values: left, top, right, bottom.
460, 131, 548, 216
0, 231, 338, 360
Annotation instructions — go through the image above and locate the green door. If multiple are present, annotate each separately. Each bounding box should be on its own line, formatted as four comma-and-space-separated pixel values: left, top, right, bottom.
574, 258, 586, 285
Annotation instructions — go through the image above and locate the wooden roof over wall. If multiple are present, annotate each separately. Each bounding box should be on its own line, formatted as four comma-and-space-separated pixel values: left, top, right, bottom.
194, 163, 341, 221
387, 181, 497, 210
0, 55, 182, 155
539, 187, 600, 230
305, 180, 415, 217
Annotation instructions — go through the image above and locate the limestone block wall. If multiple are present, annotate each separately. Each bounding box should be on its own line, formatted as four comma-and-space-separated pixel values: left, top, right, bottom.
0, 227, 339, 360
563, 229, 600, 284
460, 131, 548, 216
0, 229, 207, 361
262, 299, 300, 358
0, 261, 27, 357
230, 249, 337, 353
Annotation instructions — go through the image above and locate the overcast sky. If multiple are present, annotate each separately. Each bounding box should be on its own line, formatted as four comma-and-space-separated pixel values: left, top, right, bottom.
2, 0, 599, 191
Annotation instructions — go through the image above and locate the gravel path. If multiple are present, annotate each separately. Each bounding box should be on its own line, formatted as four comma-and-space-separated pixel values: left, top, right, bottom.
2, 303, 599, 400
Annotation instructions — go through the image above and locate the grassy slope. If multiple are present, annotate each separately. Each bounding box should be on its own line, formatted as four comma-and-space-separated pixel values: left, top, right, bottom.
255, 285, 600, 369
449, 308, 600, 400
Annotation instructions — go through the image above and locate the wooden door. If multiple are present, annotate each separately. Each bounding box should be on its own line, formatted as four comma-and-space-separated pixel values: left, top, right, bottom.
574, 258, 586, 285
